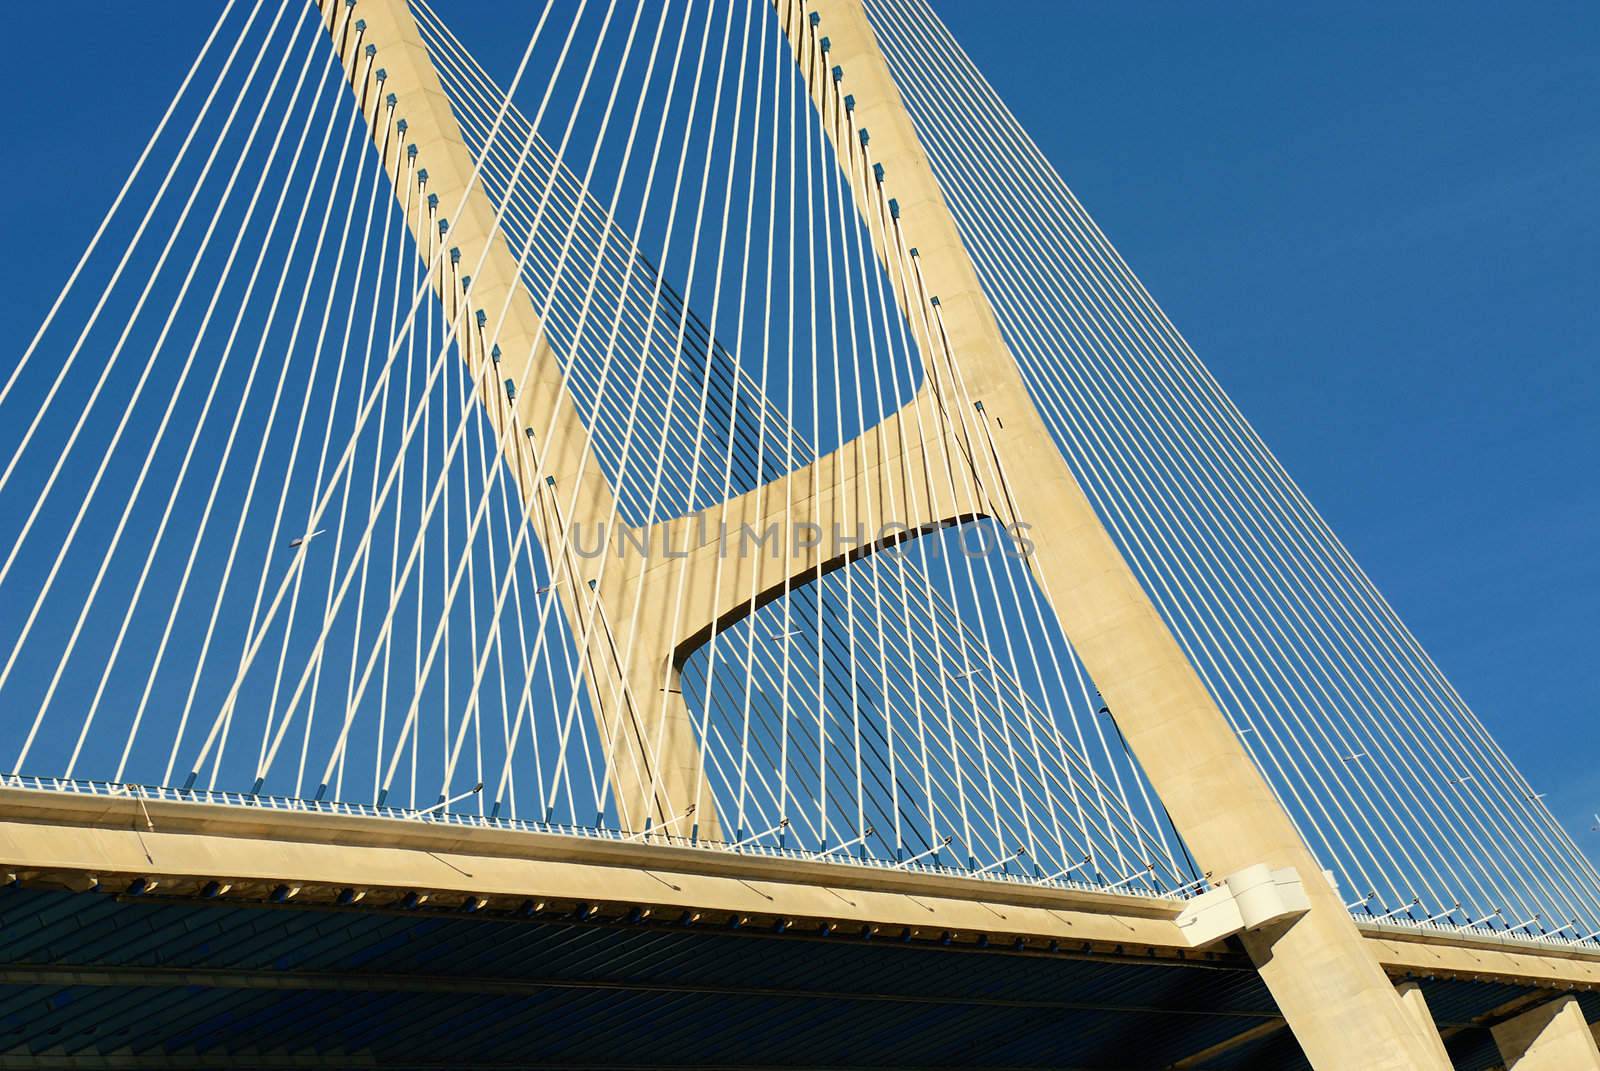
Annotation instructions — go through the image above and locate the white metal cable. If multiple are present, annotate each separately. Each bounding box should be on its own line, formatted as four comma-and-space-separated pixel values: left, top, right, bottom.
109, 14, 360, 783
57, 11, 332, 781
187, 0, 582, 786
0, 0, 274, 503
0, 0, 294, 714
0, 0, 245, 416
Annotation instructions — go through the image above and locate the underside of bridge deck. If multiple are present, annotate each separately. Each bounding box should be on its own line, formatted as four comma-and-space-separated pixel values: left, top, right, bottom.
4, 881, 1288, 1070
0, 882, 1591, 1070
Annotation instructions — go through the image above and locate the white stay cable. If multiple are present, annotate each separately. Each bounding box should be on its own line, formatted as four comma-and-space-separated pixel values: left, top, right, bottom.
874, 0, 1579, 914
0, 0, 291, 709
0, 0, 271, 502
109, 17, 357, 784
4, 0, 303, 772
0, 0, 244, 414
182, 0, 575, 785
56, 12, 332, 781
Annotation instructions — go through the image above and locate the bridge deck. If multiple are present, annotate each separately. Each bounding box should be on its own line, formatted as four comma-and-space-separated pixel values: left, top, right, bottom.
0, 788, 1595, 1068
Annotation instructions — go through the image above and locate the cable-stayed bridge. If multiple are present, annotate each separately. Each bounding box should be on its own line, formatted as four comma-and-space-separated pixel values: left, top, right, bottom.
0, 0, 1595, 1066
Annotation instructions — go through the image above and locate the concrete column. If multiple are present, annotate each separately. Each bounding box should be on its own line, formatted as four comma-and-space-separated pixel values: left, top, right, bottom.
1395, 982, 1453, 1067
1491, 996, 1600, 1070
778, 1, 1451, 1066
320, 0, 717, 835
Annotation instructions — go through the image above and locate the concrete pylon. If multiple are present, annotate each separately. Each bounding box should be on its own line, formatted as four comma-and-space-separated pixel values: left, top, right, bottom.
321, 0, 1031, 845
1396, 982, 1456, 1068
316, 1, 1457, 1059
1491, 996, 1600, 1070
766, 0, 1452, 1065
318, 0, 717, 838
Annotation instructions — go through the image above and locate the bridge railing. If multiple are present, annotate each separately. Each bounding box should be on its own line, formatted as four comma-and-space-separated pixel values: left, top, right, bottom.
0, 773, 1183, 902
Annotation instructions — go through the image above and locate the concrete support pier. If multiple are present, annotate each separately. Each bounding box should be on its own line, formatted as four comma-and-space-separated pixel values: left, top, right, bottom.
1491, 996, 1600, 1070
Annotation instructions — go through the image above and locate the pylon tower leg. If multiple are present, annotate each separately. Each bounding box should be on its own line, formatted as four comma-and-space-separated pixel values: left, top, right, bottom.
782, 1, 1450, 1065
319, 0, 719, 836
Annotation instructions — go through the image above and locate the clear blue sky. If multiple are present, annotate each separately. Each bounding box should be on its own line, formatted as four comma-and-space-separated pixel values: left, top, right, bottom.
1, 2, 1595, 840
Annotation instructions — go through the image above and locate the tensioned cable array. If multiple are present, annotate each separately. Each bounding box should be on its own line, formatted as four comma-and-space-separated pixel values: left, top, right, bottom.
860, 0, 1600, 940
411, 0, 1186, 884
3, 0, 1589, 936
0, 0, 1193, 895
0, 0, 604, 820
412, 0, 1190, 883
